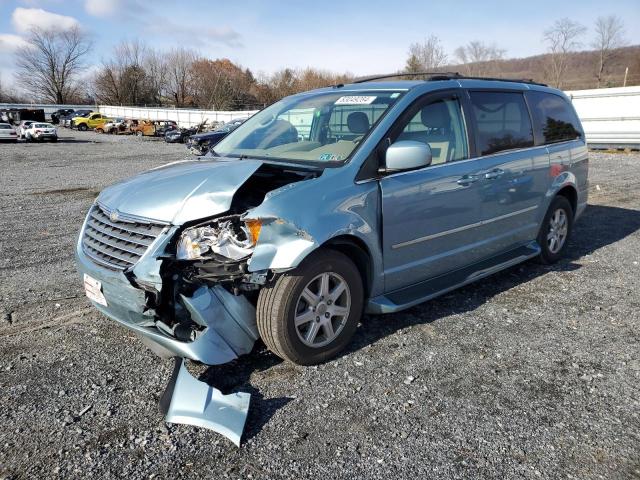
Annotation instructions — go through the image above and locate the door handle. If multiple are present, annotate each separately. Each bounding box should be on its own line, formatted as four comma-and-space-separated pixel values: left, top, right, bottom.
457, 174, 480, 186
484, 168, 504, 180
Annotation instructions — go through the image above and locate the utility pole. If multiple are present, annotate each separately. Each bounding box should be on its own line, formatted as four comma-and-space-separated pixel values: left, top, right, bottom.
623, 67, 629, 87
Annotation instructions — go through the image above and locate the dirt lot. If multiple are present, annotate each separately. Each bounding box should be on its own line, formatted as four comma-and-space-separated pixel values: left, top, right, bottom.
0, 129, 639, 479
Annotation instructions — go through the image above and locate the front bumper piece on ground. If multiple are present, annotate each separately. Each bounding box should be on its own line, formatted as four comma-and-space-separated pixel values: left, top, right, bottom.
76, 241, 259, 445
160, 358, 250, 447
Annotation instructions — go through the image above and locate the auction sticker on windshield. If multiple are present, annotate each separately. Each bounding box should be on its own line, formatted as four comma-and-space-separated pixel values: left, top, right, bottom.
84, 274, 107, 306
335, 96, 377, 105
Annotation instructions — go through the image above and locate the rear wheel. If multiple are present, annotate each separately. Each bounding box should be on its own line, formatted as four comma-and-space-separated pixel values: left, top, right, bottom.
257, 249, 363, 365
537, 195, 573, 264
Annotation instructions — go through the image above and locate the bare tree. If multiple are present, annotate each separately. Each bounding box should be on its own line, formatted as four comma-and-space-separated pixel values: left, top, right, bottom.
543, 18, 586, 88
144, 48, 168, 105
166, 48, 197, 107
592, 15, 627, 87
405, 35, 448, 73
14, 26, 92, 104
454, 41, 505, 76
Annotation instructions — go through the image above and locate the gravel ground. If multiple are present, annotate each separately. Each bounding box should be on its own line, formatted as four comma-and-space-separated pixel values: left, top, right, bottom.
0, 129, 639, 479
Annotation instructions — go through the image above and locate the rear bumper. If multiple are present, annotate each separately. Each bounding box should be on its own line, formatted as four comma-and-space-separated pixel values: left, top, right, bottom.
75, 217, 258, 365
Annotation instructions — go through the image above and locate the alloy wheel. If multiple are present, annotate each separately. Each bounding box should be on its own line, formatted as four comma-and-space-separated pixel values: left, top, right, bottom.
294, 272, 351, 348
547, 208, 568, 254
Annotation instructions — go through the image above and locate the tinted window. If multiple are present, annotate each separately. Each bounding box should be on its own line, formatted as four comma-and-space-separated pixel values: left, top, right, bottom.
469, 91, 534, 155
396, 97, 468, 165
526, 91, 582, 144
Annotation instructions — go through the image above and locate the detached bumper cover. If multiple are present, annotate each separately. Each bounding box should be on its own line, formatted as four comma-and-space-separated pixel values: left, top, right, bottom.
160, 358, 250, 447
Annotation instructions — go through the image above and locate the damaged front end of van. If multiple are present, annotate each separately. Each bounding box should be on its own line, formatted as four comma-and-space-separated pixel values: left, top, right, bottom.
75, 158, 321, 446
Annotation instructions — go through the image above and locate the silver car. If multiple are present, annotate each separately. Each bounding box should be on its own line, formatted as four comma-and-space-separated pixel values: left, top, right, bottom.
0, 123, 18, 142
76, 74, 588, 443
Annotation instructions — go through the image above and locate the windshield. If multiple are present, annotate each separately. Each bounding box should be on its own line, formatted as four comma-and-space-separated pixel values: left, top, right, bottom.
213, 90, 404, 164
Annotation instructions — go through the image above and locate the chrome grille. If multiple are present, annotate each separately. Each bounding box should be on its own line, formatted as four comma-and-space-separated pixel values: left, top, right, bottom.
82, 205, 166, 270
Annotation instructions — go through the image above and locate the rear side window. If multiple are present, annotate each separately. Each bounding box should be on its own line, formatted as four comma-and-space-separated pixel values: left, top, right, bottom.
526, 91, 582, 144
469, 91, 534, 156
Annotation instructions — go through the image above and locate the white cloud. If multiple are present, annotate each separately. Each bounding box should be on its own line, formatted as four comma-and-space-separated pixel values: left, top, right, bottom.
0, 33, 31, 53
85, 0, 120, 18
145, 18, 243, 49
11, 7, 80, 33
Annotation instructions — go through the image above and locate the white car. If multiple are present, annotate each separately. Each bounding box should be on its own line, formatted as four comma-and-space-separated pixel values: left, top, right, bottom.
24, 122, 58, 142
17, 120, 35, 139
0, 123, 18, 142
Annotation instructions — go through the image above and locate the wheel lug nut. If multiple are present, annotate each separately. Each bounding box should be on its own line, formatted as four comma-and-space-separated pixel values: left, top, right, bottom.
327, 300, 332, 305
316, 316, 320, 322
324, 312, 330, 318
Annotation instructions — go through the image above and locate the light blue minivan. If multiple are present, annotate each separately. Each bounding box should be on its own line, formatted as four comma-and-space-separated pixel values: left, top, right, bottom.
77, 74, 588, 368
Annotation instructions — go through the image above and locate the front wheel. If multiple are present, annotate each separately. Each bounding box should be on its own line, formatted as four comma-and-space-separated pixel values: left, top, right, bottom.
537, 196, 573, 264
78, 124, 88, 131
257, 249, 364, 365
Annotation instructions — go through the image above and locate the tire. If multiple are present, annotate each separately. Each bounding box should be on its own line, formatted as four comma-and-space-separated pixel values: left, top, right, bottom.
78, 124, 88, 131
95, 128, 103, 134
257, 249, 364, 365
136, 131, 143, 137
537, 195, 573, 264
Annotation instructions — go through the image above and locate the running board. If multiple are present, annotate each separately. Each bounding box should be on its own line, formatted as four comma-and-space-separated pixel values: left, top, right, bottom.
366, 243, 541, 314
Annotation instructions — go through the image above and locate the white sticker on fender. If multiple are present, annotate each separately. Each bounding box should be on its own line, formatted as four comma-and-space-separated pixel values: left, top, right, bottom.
84, 273, 107, 307
335, 95, 377, 105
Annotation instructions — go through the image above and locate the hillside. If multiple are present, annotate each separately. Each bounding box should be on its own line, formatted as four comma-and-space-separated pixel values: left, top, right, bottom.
441, 45, 640, 90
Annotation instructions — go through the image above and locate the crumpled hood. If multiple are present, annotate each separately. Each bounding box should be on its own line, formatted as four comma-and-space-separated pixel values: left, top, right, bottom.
97, 158, 263, 225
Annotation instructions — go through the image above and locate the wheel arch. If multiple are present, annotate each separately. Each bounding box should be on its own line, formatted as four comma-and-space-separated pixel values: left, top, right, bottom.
556, 185, 578, 216
321, 235, 373, 298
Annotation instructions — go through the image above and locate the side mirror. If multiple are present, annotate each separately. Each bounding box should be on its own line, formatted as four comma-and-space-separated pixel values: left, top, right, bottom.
384, 141, 432, 172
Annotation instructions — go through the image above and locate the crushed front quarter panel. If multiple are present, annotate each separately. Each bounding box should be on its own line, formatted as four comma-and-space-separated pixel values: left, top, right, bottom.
244, 167, 385, 296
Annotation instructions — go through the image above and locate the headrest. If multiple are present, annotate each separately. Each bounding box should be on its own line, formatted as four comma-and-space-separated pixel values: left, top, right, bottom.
421, 101, 450, 129
347, 112, 370, 134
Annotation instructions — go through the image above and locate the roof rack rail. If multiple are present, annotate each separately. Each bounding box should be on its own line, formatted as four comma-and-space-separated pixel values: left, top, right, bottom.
352, 72, 459, 83
352, 72, 547, 87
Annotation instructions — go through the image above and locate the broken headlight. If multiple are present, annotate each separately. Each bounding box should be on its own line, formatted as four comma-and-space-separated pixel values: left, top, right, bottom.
176, 217, 261, 261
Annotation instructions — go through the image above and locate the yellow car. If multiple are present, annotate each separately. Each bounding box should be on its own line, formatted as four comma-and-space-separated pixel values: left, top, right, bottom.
72, 112, 111, 131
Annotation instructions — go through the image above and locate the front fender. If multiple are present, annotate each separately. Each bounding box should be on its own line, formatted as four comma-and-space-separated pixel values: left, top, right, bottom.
245, 172, 384, 296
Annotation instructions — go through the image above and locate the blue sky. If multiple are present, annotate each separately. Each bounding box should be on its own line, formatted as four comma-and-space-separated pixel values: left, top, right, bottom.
1, 0, 639, 87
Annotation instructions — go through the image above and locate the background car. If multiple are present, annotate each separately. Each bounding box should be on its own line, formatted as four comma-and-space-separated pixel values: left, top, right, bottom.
95, 117, 125, 134
50, 109, 75, 125
24, 122, 57, 142
72, 112, 110, 131
165, 126, 197, 143
17, 120, 35, 139
0, 123, 18, 142
62, 110, 93, 128
185, 118, 246, 154
130, 119, 177, 137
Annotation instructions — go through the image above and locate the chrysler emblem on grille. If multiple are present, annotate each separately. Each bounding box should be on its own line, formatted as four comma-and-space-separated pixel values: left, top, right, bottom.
110, 210, 119, 222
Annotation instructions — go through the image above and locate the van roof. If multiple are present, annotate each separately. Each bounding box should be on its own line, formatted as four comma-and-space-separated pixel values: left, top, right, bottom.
320, 75, 561, 96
